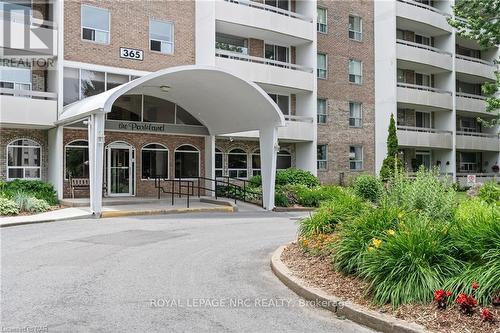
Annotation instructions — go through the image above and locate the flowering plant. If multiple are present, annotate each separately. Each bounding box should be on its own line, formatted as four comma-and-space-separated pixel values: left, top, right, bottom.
481, 308, 494, 323
456, 292, 477, 315
434, 289, 452, 309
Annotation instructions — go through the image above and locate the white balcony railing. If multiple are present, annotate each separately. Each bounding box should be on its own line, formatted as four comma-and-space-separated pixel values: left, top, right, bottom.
397, 83, 452, 95
396, 39, 452, 55
224, 0, 312, 22
396, 0, 450, 17
215, 49, 314, 73
456, 131, 499, 139
456, 92, 486, 100
284, 115, 314, 123
0, 88, 57, 100
456, 54, 496, 67
398, 125, 452, 134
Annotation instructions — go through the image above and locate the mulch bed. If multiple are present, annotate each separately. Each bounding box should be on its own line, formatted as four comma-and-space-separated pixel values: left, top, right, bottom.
281, 242, 500, 333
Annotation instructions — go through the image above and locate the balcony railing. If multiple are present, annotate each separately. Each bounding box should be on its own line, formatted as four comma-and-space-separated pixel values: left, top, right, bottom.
284, 115, 314, 123
456, 54, 496, 66
397, 125, 452, 134
456, 92, 486, 100
396, 39, 452, 55
215, 49, 314, 73
396, 0, 450, 17
456, 131, 499, 139
397, 83, 452, 95
0, 88, 57, 100
224, 0, 312, 22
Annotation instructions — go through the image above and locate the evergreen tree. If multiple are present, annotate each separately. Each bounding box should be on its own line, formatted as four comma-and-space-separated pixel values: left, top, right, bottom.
380, 114, 402, 180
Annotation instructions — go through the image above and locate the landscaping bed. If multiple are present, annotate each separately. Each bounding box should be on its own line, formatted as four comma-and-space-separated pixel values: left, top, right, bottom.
282, 242, 499, 333
0, 180, 60, 216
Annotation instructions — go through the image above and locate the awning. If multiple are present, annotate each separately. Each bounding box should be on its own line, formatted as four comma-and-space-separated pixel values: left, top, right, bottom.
58, 65, 285, 134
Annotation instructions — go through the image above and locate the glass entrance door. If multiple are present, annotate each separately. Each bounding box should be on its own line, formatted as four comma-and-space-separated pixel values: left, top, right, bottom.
107, 143, 134, 196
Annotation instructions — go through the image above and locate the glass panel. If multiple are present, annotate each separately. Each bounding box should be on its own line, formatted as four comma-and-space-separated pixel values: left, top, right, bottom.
317, 54, 326, 69
150, 20, 172, 42
252, 154, 261, 169
108, 95, 142, 121
277, 155, 291, 169
216, 33, 248, 54
82, 5, 109, 31
215, 153, 223, 169
0, 66, 31, 84
143, 95, 175, 123
176, 106, 202, 125
175, 152, 199, 178
265, 44, 275, 60
349, 60, 361, 75
110, 148, 130, 194
177, 145, 198, 151
142, 150, 168, 179
107, 73, 129, 90
63, 67, 79, 105
66, 146, 89, 178
80, 69, 105, 98
276, 46, 288, 63
228, 153, 247, 169
8, 146, 40, 166
8, 168, 23, 179
317, 145, 327, 160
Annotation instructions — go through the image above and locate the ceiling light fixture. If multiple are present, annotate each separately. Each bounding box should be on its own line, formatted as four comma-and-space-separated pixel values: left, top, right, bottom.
160, 85, 170, 92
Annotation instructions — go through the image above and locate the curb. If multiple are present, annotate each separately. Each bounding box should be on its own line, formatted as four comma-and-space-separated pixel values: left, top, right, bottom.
101, 206, 235, 218
0, 213, 94, 228
271, 245, 430, 333
273, 207, 315, 212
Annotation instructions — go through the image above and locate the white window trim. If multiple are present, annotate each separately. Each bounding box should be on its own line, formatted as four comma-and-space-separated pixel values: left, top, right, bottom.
317, 98, 328, 124
317, 7, 327, 34
174, 144, 200, 179
415, 110, 433, 129
317, 53, 328, 79
317, 144, 328, 170
227, 148, 249, 179
348, 15, 362, 42
64, 139, 89, 180
263, 42, 291, 64
80, 4, 110, 45
349, 101, 363, 128
141, 143, 170, 180
268, 93, 291, 116
349, 59, 363, 84
6, 139, 42, 180
149, 18, 175, 55
349, 146, 363, 171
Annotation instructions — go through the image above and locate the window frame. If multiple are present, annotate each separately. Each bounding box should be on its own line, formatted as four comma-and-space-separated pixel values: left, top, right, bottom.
277, 150, 292, 170
215, 148, 224, 178
227, 148, 249, 179
251, 149, 261, 176
80, 4, 110, 45
6, 138, 42, 180
348, 59, 363, 84
317, 144, 328, 170
349, 145, 363, 171
141, 143, 169, 180
268, 93, 291, 115
174, 144, 200, 179
348, 15, 362, 42
149, 18, 174, 55
349, 101, 363, 128
317, 98, 327, 124
317, 53, 328, 79
64, 139, 89, 180
317, 7, 327, 34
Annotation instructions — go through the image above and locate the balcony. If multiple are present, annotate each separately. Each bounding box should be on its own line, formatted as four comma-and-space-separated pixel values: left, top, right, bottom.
456, 131, 499, 151
215, 50, 314, 91
397, 126, 453, 149
216, 0, 314, 44
396, 40, 452, 71
456, 93, 488, 114
455, 55, 497, 81
0, 88, 57, 127
221, 115, 315, 142
397, 83, 453, 110
396, 0, 451, 33
457, 174, 497, 187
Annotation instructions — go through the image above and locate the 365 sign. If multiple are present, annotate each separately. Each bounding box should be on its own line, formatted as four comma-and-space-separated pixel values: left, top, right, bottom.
120, 47, 143, 61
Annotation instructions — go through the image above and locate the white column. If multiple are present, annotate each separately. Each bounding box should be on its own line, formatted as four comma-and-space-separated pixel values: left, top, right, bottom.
88, 113, 105, 216
259, 126, 278, 210
205, 135, 216, 196
47, 125, 64, 200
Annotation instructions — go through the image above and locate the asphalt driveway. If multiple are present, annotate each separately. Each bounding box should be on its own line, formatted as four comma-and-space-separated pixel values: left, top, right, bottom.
1, 211, 374, 333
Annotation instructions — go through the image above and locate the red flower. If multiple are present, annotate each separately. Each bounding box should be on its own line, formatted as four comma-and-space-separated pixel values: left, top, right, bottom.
456, 293, 477, 315
434, 289, 452, 309
481, 308, 494, 322
472, 282, 479, 290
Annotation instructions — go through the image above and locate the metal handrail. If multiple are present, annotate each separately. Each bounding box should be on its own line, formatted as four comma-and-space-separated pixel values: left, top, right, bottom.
397, 83, 452, 95
0, 88, 57, 100
215, 49, 314, 73
456, 131, 499, 138
224, 0, 313, 22
396, 39, 452, 55
396, 0, 451, 17
397, 125, 453, 134
284, 115, 314, 123
456, 92, 487, 100
456, 54, 496, 66
154, 177, 195, 208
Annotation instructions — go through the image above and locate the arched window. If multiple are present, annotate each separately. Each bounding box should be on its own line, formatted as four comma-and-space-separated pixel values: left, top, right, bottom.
142, 143, 168, 179
277, 150, 292, 170
65, 140, 89, 179
7, 139, 41, 179
215, 148, 223, 178
252, 149, 261, 176
228, 148, 248, 178
175, 145, 200, 178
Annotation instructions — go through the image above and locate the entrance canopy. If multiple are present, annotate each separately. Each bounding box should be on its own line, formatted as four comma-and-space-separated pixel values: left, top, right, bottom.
59, 65, 285, 134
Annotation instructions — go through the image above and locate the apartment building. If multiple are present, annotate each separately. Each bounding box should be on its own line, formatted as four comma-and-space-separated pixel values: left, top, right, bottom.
375, 0, 500, 186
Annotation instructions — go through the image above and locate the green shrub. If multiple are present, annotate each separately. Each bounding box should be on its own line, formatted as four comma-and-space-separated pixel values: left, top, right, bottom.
1, 180, 58, 205
25, 197, 50, 213
12, 191, 31, 211
351, 174, 383, 203
275, 168, 320, 188
299, 190, 367, 237
248, 175, 262, 188
360, 215, 461, 307
331, 205, 400, 275
0, 197, 20, 215
478, 181, 500, 205
274, 190, 290, 207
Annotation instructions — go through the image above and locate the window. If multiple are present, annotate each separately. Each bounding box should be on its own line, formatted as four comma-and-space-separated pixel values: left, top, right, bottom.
415, 73, 431, 87
108, 95, 142, 121
265, 0, 289, 11
317, 53, 327, 79
63, 67, 79, 105
349, 59, 362, 84
317, 145, 327, 170
277, 150, 292, 170
317, 98, 327, 124
175, 145, 199, 178
143, 95, 175, 123
141, 144, 168, 179
176, 105, 203, 125
80, 69, 105, 98
0, 65, 31, 91
7, 139, 41, 179
216, 33, 248, 54
349, 146, 363, 170
416, 111, 431, 128
349, 102, 362, 127
268, 94, 290, 115
349, 15, 362, 41
317, 7, 327, 33
215, 148, 223, 177
65, 140, 89, 179
414, 151, 431, 171
150, 19, 174, 54
81, 5, 109, 44
228, 148, 248, 178
252, 150, 261, 176
107, 73, 129, 90
265, 44, 289, 64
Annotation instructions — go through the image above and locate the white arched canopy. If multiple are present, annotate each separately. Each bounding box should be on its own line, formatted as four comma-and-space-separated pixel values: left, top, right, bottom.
58, 65, 283, 215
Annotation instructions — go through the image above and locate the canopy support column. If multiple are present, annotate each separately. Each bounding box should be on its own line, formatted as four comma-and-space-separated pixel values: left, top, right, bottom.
205, 135, 216, 196
88, 113, 105, 217
259, 126, 278, 210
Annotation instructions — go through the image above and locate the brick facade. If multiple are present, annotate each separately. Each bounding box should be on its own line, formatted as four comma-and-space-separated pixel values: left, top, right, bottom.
317, 0, 375, 184
64, 0, 195, 72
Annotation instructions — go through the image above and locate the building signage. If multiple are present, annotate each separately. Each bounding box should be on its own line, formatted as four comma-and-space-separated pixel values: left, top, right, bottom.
466, 174, 476, 186
120, 47, 144, 61
117, 122, 165, 132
